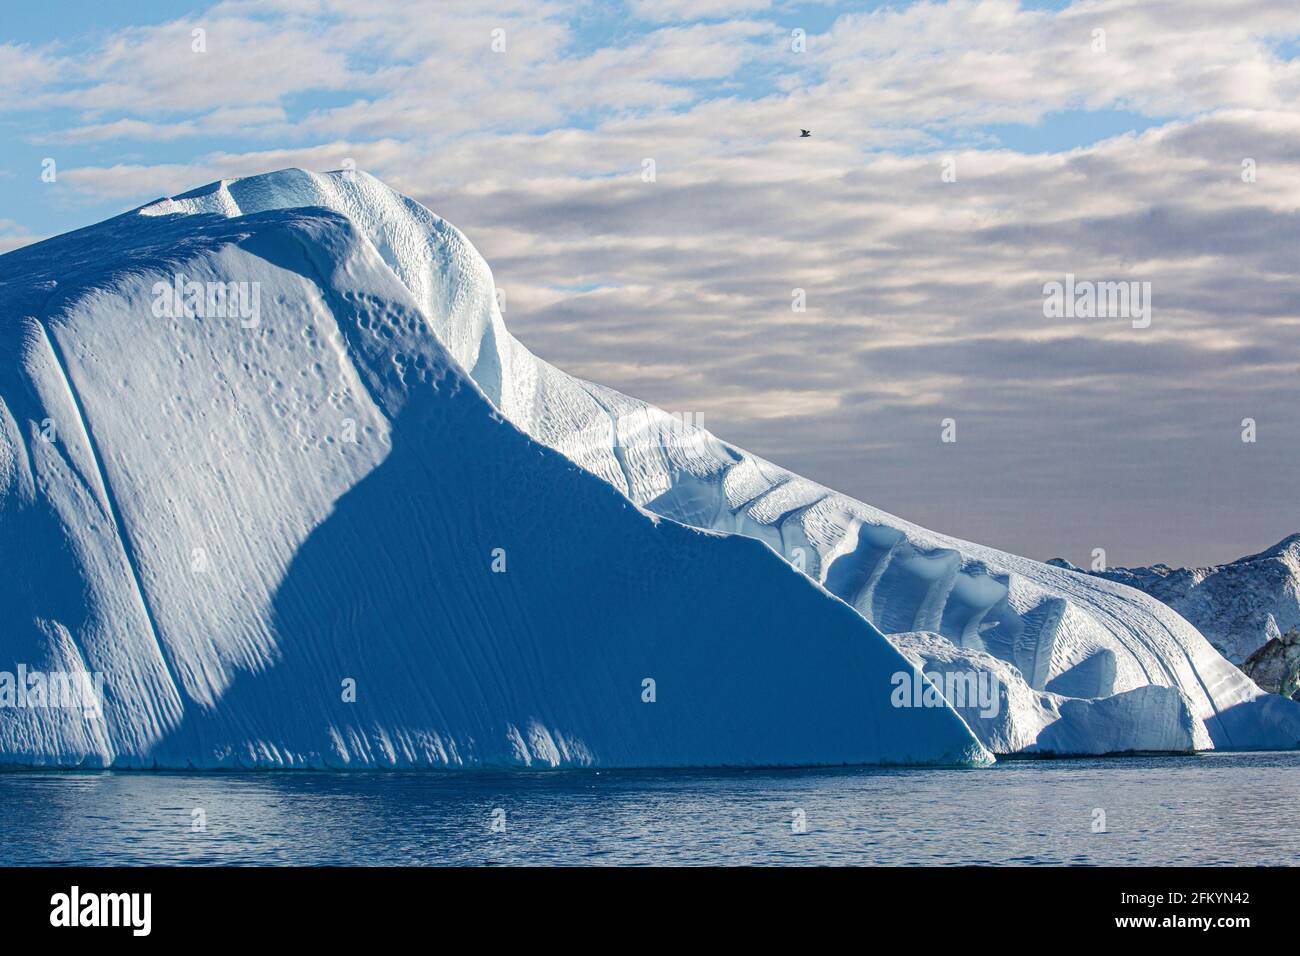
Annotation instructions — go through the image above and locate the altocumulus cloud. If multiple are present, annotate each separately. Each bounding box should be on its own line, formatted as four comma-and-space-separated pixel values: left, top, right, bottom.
2, 0, 1298, 565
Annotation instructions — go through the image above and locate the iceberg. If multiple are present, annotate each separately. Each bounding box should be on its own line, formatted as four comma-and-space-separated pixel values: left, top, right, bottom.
2, 167, 1296, 765
1052, 534, 1300, 664
0, 171, 988, 768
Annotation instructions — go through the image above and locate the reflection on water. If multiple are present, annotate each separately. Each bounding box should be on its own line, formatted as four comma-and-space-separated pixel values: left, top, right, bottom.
2, 751, 1297, 866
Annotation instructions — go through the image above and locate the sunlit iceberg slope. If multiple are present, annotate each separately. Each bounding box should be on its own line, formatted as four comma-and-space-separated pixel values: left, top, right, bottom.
0, 172, 991, 769
137, 168, 1300, 758
1053, 534, 1300, 664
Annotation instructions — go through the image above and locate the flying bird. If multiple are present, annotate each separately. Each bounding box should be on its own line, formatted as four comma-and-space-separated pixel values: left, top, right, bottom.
800, 129, 811, 137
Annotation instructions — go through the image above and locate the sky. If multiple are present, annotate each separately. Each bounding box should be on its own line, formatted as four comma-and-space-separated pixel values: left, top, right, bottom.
1, 0, 1298, 568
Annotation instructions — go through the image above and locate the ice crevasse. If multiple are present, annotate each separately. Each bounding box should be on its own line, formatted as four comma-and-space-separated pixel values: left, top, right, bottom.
0, 168, 1295, 768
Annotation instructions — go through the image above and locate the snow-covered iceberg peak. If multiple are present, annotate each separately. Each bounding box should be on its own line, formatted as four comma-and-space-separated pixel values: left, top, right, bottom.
137, 169, 516, 414
128, 167, 1300, 758
0, 168, 991, 769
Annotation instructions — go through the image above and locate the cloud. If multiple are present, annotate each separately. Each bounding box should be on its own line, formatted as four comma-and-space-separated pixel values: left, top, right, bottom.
45, 107, 291, 145
628, 0, 776, 23
0, 219, 41, 255
418, 107, 1300, 566
22, 0, 1297, 148
56, 140, 418, 200
0, 43, 61, 110
2, 0, 1299, 566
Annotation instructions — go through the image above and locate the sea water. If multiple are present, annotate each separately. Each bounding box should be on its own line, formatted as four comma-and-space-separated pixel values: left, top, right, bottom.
1, 751, 1296, 866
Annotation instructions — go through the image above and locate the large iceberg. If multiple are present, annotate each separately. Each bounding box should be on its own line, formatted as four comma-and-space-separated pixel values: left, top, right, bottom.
0, 172, 989, 769
1, 168, 1296, 767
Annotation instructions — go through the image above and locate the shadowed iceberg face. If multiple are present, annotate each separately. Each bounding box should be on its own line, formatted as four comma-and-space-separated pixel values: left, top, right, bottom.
158, 370, 991, 769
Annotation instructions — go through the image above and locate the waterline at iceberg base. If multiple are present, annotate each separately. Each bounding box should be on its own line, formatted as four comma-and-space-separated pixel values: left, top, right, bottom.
1, 169, 1296, 769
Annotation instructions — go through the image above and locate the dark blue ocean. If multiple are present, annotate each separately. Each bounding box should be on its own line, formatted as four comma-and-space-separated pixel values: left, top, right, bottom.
2, 752, 1297, 866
